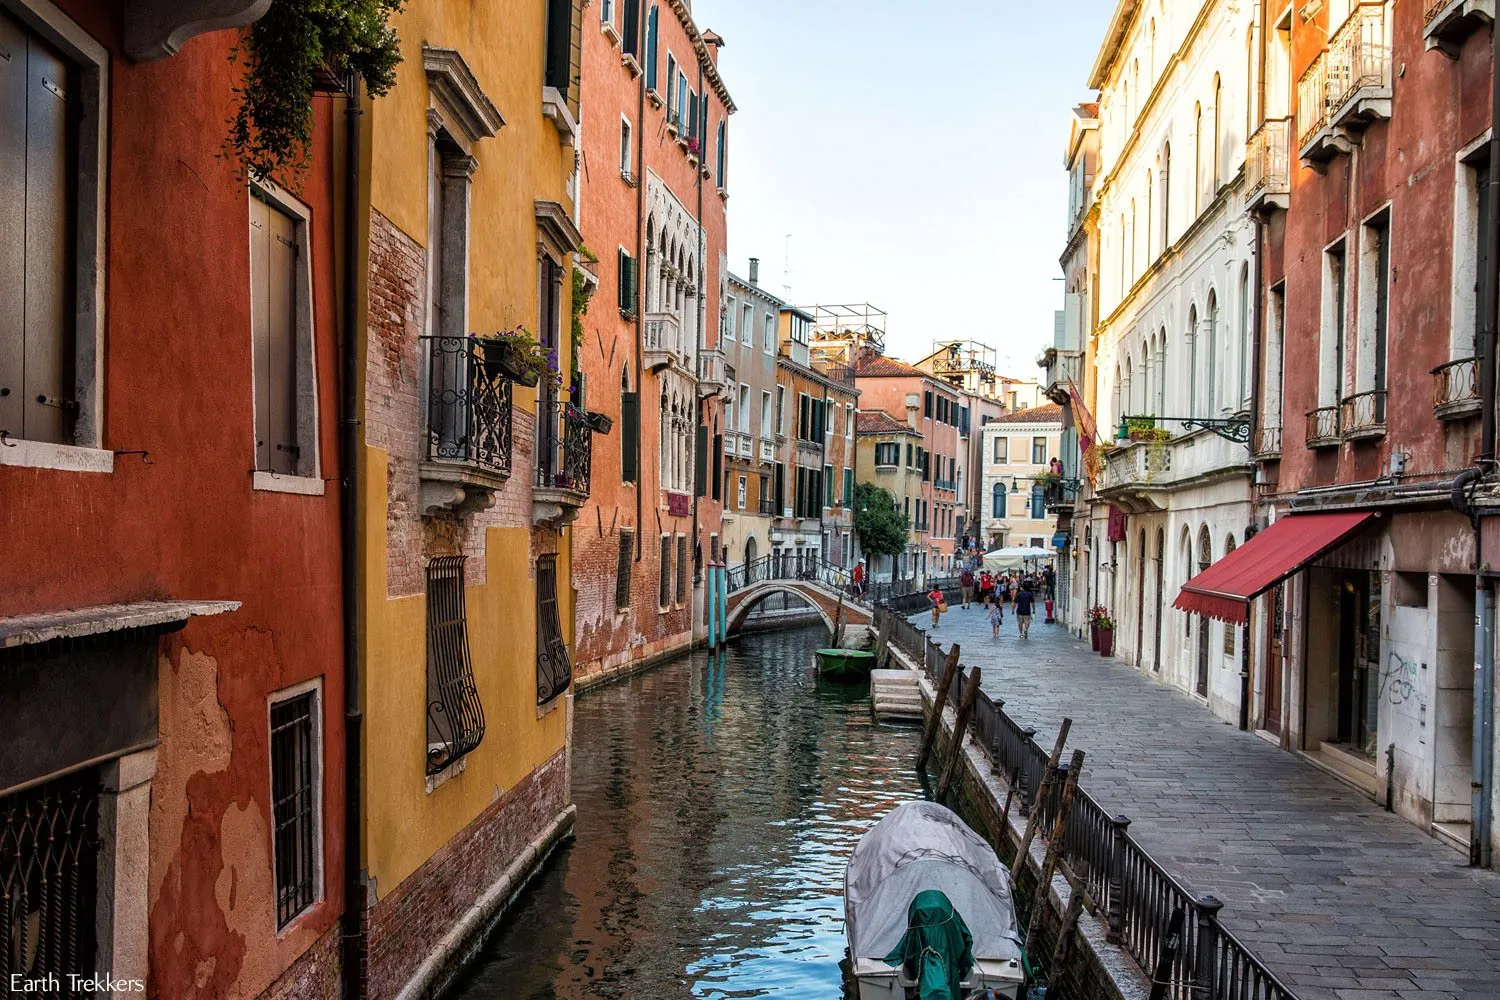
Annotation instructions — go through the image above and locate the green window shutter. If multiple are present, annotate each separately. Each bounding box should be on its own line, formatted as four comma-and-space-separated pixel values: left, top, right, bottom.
824, 464, 833, 507
711, 439, 723, 500
694, 426, 708, 496
774, 463, 785, 512
620, 391, 639, 481
644, 5, 658, 87
844, 468, 854, 504
617, 249, 629, 311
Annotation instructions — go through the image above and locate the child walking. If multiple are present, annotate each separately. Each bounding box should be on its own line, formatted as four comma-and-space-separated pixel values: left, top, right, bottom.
987, 594, 1002, 638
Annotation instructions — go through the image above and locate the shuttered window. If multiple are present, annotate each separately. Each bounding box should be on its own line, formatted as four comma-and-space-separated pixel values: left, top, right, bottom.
536, 554, 572, 703
710, 434, 722, 500
824, 464, 834, 507
675, 535, 688, 604
923, 392, 933, 418
614, 531, 633, 610
694, 425, 708, 496
715, 120, 726, 188
0, 12, 74, 445
844, 467, 854, 505
622, 0, 641, 57
250, 195, 302, 475
617, 249, 637, 315
620, 390, 639, 481
774, 462, 785, 513
659, 535, 672, 608
643, 5, 657, 87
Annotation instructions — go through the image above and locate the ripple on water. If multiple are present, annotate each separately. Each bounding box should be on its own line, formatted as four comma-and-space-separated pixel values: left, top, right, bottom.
444, 625, 926, 1000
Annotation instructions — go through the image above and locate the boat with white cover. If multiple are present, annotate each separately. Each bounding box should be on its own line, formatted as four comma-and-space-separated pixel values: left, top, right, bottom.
844, 800, 1025, 999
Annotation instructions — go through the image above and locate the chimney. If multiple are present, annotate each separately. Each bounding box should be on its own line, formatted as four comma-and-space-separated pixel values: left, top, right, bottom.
748, 257, 760, 285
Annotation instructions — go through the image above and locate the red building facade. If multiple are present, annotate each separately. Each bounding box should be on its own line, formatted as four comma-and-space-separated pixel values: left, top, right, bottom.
571, 0, 734, 684
0, 2, 347, 995
1252, 0, 1495, 856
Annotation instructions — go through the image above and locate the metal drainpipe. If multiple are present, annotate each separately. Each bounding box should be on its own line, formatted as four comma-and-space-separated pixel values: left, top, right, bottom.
693, 59, 707, 624
633, 14, 646, 563
1476, 582, 1495, 868
339, 73, 367, 1000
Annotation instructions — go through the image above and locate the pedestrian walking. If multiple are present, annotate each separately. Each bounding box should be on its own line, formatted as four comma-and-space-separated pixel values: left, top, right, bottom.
959, 566, 974, 609
987, 594, 1002, 638
978, 569, 994, 605
852, 559, 865, 597
1015, 579, 1035, 639
928, 585, 946, 628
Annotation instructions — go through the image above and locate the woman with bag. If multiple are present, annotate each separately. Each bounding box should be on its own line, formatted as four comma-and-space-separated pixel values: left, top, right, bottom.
928, 585, 946, 627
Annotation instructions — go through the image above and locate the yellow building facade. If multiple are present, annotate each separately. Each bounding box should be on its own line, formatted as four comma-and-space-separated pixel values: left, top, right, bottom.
351, 2, 592, 997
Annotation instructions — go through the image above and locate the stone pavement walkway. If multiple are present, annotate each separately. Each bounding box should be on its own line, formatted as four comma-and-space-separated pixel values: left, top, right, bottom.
913, 603, 1500, 1000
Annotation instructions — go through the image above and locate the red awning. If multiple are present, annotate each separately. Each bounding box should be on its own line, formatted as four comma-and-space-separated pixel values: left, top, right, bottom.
1173, 512, 1378, 625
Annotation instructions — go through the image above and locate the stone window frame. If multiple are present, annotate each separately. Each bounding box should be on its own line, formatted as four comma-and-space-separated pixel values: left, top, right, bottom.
266, 676, 325, 934
0, 0, 110, 474
249, 178, 324, 494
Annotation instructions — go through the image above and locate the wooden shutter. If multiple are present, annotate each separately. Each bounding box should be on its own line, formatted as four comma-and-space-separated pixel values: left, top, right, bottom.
844, 468, 854, 505
824, 464, 833, 507
643, 5, 657, 87
1, 15, 74, 445
620, 390, 639, 481
675, 535, 687, 603
658, 535, 672, 607
545, 0, 572, 93
694, 425, 708, 496
617, 248, 629, 312
622, 0, 640, 57
774, 462, 784, 513
614, 531, 633, 609
923, 392, 933, 418
250, 195, 300, 475
711, 435, 722, 500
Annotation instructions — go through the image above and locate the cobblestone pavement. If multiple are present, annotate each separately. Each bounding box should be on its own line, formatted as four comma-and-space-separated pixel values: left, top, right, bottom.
912, 603, 1500, 1000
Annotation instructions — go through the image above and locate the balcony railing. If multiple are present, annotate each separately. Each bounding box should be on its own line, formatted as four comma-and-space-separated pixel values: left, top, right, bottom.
758, 496, 775, 515
1433, 356, 1482, 420
1296, 52, 1330, 149
644, 312, 687, 370
1102, 443, 1171, 491
697, 347, 727, 397
1341, 389, 1387, 440
758, 436, 775, 464
536, 399, 593, 495
723, 431, 737, 454
1042, 349, 1082, 400
1246, 119, 1290, 210
736, 431, 754, 458
823, 362, 857, 387
1305, 406, 1341, 448
425, 336, 514, 478
1328, 3, 1391, 115
1425, 0, 1494, 55
1253, 424, 1283, 460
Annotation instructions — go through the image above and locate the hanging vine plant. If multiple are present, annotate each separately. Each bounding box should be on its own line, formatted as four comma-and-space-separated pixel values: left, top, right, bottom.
228, 0, 406, 181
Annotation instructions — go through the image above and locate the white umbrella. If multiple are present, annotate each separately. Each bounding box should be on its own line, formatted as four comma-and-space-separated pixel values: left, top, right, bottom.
982, 547, 1055, 572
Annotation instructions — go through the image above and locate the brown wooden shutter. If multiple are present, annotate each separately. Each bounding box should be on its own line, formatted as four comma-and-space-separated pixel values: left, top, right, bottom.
620, 390, 639, 481
250, 195, 300, 474
658, 535, 671, 607
614, 531, 633, 609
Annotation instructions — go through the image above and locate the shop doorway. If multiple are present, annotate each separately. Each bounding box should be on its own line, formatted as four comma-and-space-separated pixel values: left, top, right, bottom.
1335, 572, 1380, 759
1434, 575, 1476, 844
1262, 584, 1284, 734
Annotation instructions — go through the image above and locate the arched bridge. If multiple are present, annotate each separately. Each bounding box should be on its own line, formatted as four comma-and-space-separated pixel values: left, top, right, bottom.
723, 556, 873, 636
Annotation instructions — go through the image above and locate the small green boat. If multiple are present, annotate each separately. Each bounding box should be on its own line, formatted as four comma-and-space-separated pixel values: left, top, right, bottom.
816, 648, 875, 681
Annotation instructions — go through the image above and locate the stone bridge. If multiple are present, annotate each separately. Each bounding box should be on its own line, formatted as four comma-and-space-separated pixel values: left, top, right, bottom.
724, 578, 873, 636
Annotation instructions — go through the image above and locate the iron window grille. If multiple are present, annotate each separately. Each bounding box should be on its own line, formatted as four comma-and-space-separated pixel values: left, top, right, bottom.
424, 336, 515, 476
0, 771, 99, 992
536, 555, 573, 704
614, 531, 633, 610
270, 691, 318, 928
426, 555, 486, 774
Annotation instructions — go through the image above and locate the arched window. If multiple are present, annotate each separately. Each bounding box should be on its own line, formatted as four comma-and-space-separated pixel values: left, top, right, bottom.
1145, 170, 1154, 260
1156, 327, 1167, 415
1212, 74, 1223, 190
1113, 363, 1123, 426
1239, 262, 1251, 409
1160, 143, 1171, 245
1149, 19, 1156, 79
993, 481, 1004, 518
1193, 102, 1203, 215
1187, 304, 1199, 417
1206, 289, 1219, 415
1198, 525, 1212, 573
1120, 215, 1128, 298
1124, 356, 1134, 416
1181, 527, 1194, 636
1129, 198, 1137, 280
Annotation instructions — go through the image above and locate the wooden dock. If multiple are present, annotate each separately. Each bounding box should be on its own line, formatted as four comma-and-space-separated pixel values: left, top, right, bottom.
871, 669, 923, 723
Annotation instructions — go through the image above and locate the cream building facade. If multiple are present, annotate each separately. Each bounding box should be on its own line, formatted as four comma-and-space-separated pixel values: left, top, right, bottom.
1083, 0, 1258, 724
982, 404, 1064, 551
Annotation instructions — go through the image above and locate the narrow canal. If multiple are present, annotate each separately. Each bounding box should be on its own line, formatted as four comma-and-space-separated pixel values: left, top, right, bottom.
447, 623, 926, 999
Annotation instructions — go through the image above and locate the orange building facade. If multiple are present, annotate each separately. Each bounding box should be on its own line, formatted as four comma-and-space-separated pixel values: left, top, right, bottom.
571, 0, 734, 684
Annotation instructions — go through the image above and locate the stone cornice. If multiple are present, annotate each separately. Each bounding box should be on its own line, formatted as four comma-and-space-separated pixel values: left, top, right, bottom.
666, 0, 737, 113
424, 46, 504, 142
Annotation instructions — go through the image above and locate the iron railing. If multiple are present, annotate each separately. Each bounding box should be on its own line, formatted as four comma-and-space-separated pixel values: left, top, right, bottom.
536, 400, 593, 494
758, 496, 775, 515
874, 604, 1298, 1000
1426, 0, 1453, 21
426, 555, 486, 774
1253, 424, 1282, 460
1328, 3, 1391, 113
1340, 389, 1386, 439
1432, 356, 1481, 419
425, 336, 514, 477
0, 771, 99, 995
536, 554, 572, 704
1304, 406, 1340, 448
1245, 119, 1290, 204
1296, 52, 1330, 148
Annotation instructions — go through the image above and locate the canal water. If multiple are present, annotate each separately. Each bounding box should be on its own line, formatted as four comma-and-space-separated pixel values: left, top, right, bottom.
446, 624, 927, 1000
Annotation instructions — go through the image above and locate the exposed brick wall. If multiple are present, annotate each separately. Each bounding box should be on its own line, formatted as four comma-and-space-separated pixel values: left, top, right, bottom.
255, 923, 342, 1000
363, 750, 569, 1000
366, 210, 543, 597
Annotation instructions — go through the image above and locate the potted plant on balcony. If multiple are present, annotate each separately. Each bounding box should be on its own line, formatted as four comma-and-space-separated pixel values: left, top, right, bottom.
1123, 416, 1171, 443
476, 326, 548, 387
1094, 608, 1116, 657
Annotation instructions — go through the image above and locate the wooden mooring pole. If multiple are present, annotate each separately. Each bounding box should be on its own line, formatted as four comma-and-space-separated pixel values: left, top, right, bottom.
915, 644, 961, 770
936, 667, 982, 803
873, 617, 892, 670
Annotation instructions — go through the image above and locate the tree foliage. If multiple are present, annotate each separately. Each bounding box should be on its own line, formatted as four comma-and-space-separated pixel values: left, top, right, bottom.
229, 0, 406, 181
853, 482, 909, 558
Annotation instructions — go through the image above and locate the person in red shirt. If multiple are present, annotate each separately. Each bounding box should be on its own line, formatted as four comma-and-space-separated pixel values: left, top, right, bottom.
928, 586, 944, 627
852, 559, 865, 597
959, 566, 974, 609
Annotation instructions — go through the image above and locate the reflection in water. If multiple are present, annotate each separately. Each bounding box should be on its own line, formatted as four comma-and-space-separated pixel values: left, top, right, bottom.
446, 625, 925, 1000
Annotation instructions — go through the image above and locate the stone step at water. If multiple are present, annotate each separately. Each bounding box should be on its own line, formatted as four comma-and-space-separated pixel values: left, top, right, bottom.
870, 668, 923, 722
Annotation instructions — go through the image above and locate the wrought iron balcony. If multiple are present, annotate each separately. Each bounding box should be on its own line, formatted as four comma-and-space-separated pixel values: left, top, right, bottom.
420, 337, 515, 514
1042, 477, 1081, 512
1246, 119, 1290, 213
1253, 424, 1283, 461
1340, 389, 1386, 441
822, 362, 857, 387
534, 399, 593, 523
1305, 406, 1341, 449
1327, 3, 1392, 131
644, 312, 687, 371
758, 496, 775, 515
1425, 0, 1494, 56
1296, 53, 1331, 151
1433, 356, 1482, 420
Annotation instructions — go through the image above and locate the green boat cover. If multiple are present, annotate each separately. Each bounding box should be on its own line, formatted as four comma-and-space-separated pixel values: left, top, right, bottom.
883, 889, 974, 1000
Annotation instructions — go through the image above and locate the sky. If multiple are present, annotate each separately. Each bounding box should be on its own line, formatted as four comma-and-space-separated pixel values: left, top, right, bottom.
693, 0, 1118, 378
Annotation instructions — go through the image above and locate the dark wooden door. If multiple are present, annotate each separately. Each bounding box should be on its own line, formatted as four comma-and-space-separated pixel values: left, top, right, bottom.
1263, 585, 1284, 733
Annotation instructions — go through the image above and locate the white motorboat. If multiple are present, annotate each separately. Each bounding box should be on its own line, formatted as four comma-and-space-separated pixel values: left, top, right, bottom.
844, 800, 1025, 1000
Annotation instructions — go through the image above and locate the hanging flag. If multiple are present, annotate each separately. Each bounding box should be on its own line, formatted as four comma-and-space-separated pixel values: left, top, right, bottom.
1067, 376, 1098, 448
